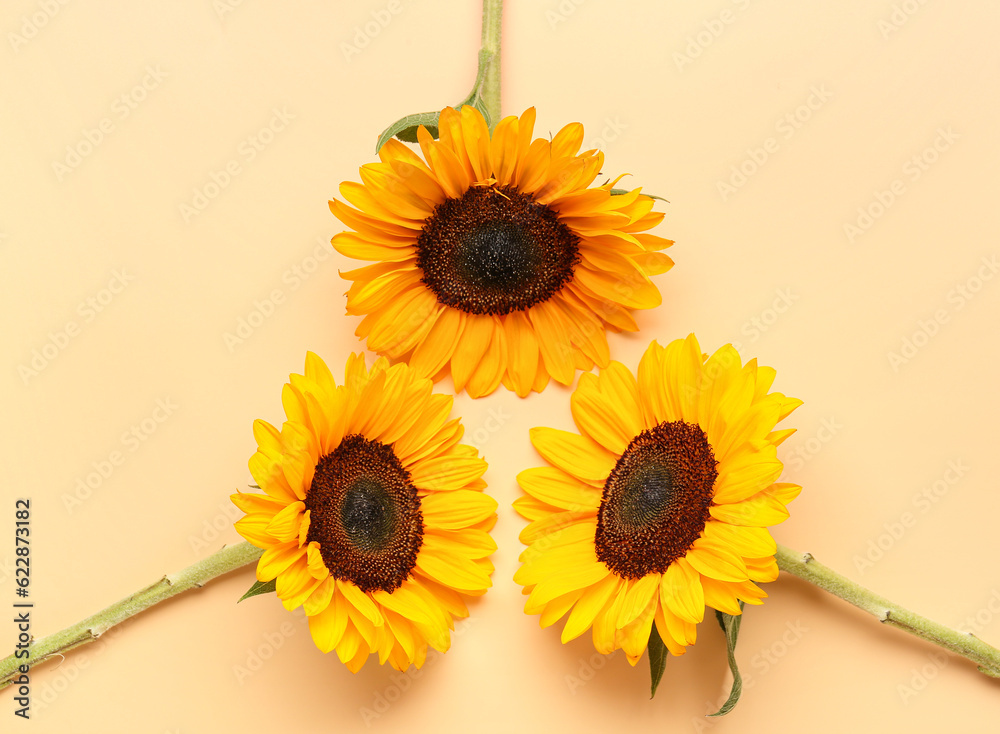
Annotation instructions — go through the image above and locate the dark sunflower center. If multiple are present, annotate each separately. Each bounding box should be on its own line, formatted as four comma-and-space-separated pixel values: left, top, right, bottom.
457, 220, 540, 290
341, 478, 393, 552
304, 434, 423, 593
416, 184, 579, 315
595, 421, 718, 579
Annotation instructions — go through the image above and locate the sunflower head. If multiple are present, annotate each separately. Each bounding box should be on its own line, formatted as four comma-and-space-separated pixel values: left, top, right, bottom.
330, 105, 674, 398
513, 334, 802, 664
233, 352, 498, 672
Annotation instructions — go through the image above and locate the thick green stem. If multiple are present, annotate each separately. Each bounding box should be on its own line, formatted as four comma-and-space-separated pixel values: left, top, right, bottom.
0, 541, 262, 689
479, 0, 503, 125
775, 543, 1000, 678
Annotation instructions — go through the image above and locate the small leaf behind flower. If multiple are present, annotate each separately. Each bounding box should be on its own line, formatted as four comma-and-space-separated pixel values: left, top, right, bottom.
610, 188, 669, 202
374, 99, 494, 154
708, 602, 746, 717
648, 624, 669, 698
376, 111, 441, 153
238, 578, 276, 603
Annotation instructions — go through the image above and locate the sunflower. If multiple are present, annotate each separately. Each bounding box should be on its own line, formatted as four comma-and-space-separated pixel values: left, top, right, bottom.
329, 105, 674, 398
513, 334, 802, 663
233, 352, 497, 672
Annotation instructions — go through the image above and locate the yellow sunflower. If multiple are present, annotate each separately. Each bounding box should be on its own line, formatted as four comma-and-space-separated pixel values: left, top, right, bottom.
233, 352, 497, 672
329, 105, 674, 398
513, 334, 802, 663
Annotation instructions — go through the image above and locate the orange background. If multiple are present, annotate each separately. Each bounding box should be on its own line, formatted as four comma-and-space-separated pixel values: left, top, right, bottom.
4, 1, 1000, 732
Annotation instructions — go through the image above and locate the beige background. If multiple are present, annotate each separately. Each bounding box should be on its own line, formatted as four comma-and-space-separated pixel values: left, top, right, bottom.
3, 1, 1000, 732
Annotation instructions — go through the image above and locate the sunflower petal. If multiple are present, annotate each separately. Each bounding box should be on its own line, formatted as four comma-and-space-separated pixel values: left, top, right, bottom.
528, 427, 617, 485
517, 466, 602, 511
660, 558, 706, 623
308, 590, 348, 653
421, 490, 498, 530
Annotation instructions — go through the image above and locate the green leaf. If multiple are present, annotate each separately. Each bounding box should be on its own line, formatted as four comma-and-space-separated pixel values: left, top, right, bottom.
610, 187, 669, 202
375, 111, 441, 153
374, 97, 495, 154
708, 602, 745, 717
648, 624, 668, 698
238, 578, 276, 603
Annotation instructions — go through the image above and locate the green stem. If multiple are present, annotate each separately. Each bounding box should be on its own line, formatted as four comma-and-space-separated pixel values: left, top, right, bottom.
775, 543, 1000, 678
0, 541, 262, 689
375, 0, 503, 151
479, 0, 503, 125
